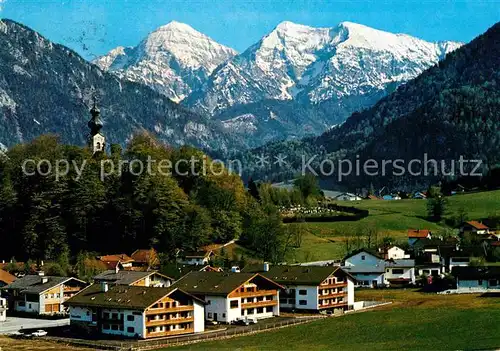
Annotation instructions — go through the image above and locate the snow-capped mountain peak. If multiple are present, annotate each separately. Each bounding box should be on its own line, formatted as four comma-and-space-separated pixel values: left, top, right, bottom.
186, 21, 462, 114
94, 21, 237, 102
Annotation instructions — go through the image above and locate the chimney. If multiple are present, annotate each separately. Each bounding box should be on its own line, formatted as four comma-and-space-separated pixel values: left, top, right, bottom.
38, 271, 45, 276
40, 260, 44, 267
101, 281, 109, 293
263, 262, 270, 272
115, 264, 119, 274
41, 277, 49, 284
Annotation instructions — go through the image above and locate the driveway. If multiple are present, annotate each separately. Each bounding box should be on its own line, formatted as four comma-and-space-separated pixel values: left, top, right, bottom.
0, 316, 69, 334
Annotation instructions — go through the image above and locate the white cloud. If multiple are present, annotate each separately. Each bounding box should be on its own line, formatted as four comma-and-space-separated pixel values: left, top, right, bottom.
0, 0, 5, 12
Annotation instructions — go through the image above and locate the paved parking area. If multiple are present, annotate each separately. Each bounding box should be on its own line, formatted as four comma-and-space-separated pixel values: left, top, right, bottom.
0, 317, 69, 334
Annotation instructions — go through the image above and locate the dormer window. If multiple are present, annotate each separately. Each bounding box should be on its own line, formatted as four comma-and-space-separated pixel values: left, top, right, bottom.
361, 255, 366, 260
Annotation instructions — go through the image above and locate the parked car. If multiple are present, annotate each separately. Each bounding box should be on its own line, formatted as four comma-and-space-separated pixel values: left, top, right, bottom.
31, 330, 48, 337
247, 317, 258, 324
233, 318, 250, 326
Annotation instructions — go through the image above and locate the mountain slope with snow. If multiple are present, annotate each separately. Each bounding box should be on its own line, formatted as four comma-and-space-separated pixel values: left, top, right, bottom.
94, 21, 237, 102
0, 19, 236, 151
186, 21, 462, 115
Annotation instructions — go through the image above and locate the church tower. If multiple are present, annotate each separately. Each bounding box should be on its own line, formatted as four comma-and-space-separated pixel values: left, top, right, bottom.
88, 99, 105, 154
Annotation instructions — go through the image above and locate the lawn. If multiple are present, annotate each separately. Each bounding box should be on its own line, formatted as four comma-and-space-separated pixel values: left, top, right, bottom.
165, 289, 500, 351
0, 337, 86, 351
286, 190, 500, 263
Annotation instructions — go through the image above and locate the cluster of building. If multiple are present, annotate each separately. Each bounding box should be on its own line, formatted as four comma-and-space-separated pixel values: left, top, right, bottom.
0, 254, 356, 340
342, 220, 500, 290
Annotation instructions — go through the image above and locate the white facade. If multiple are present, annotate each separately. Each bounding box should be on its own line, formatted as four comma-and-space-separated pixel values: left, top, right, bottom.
350, 272, 385, 288
193, 301, 205, 332
0, 297, 7, 322
280, 285, 319, 310
345, 251, 384, 267
205, 292, 279, 323
69, 306, 146, 338
387, 246, 407, 260
384, 266, 416, 285
347, 278, 355, 306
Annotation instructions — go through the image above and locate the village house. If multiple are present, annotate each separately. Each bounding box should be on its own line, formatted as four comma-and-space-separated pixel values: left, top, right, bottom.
130, 249, 160, 269
244, 264, 355, 312
452, 266, 500, 290
460, 221, 490, 237
342, 249, 386, 288
3, 274, 87, 315
343, 265, 385, 288
0, 268, 16, 287
173, 271, 282, 324
0, 297, 7, 322
177, 251, 215, 266
98, 254, 135, 269
408, 229, 432, 246
343, 249, 385, 267
93, 269, 173, 288
384, 259, 416, 286
383, 246, 409, 260
65, 283, 205, 339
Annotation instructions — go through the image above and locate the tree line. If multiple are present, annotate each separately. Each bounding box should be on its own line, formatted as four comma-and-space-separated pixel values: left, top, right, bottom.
0, 133, 298, 270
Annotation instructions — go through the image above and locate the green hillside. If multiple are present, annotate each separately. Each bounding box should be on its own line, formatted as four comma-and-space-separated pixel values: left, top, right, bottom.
167, 289, 500, 351
286, 190, 500, 262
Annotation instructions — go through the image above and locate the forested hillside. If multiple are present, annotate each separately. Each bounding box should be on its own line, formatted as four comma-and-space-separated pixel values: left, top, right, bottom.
240, 22, 500, 188
0, 134, 292, 265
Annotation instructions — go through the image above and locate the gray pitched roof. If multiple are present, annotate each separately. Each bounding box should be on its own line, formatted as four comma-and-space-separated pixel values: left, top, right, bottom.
342, 265, 385, 274
64, 284, 203, 310
386, 259, 415, 267
4, 275, 83, 294
173, 271, 282, 296
243, 265, 354, 285
93, 270, 171, 285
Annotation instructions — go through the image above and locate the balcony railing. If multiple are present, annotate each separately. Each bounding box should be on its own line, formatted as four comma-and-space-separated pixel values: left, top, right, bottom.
146, 316, 194, 327
318, 292, 346, 300
241, 300, 277, 309
146, 305, 193, 315
319, 282, 347, 289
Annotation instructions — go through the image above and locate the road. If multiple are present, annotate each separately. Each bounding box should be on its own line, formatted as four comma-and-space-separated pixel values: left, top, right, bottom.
0, 316, 69, 334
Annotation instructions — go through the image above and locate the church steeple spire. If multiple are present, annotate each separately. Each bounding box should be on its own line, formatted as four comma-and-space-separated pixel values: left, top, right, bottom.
88, 96, 105, 154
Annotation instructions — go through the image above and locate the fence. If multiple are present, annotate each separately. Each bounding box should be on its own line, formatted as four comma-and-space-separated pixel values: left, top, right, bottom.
43, 316, 325, 351
282, 204, 369, 223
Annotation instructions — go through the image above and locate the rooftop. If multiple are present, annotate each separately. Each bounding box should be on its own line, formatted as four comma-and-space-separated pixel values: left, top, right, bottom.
408, 229, 432, 238
4, 275, 85, 294
64, 284, 201, 310
464, 221, 489, 230
93, 270, 171, 285
0, 268, 16, 285
243, 264, 353, 285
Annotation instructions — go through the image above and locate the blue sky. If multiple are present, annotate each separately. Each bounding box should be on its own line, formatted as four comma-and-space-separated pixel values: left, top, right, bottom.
1, 0, 499, 60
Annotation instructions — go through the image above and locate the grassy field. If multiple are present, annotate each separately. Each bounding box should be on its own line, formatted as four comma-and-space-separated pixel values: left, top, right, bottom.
166, 289, 500, 351
0, 337, 86, 351
286, 190, 500, 263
